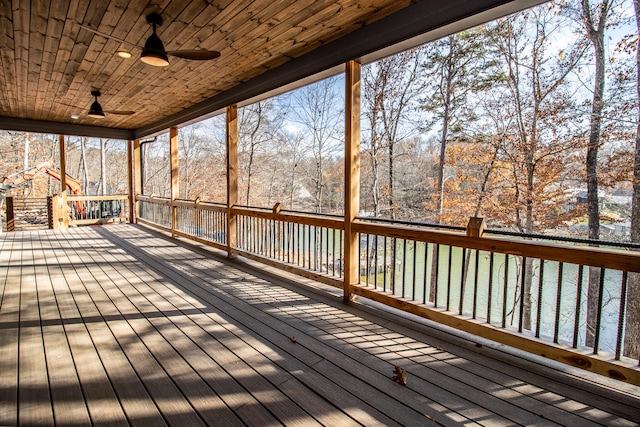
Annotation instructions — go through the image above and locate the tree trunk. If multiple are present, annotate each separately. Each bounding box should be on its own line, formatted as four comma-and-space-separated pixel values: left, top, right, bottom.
429, 41, 454, 303
80, 138, 89, 195
100, 139, 107, 195
388, 140, 395, 219
582, 0, 608, 347
624, 0, 640, 359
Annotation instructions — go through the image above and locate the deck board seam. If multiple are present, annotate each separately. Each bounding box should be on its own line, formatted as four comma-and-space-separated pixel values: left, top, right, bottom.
110, 224, 640, 426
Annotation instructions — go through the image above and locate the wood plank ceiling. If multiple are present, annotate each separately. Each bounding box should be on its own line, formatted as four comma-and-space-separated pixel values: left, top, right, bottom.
0, 0, 544, 140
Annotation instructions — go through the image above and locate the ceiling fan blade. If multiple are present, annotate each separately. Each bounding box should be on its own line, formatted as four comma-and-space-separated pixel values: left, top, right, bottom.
167, 50, 221, 60
104, 110, 136, 115
78, 23, 139, 49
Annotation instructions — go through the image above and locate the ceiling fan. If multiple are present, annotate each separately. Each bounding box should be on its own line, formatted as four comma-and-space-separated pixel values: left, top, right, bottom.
87, 90, 135, 118
78, 13, 221, 67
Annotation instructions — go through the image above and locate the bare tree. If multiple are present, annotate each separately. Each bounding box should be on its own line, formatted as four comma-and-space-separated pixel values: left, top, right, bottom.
625, 0, 640, 359
238, 100, 284, 206
579, 0, 621, 347
422, 29, 496, 222
362, 48, 425, 219
487, 6, 585, 328
288, 76, 343, 213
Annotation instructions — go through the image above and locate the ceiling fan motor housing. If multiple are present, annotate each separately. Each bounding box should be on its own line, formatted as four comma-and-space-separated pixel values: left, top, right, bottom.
141, 13, 170, 66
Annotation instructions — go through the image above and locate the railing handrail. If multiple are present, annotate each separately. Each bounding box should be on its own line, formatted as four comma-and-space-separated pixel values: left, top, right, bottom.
137, 194, 171, 205
140, 195, 640, 272
232, 206, 345, 229
67, 194, 129, 201
353, 220, 640, 273
358, 216, 640, 250
173, 198, 226, 210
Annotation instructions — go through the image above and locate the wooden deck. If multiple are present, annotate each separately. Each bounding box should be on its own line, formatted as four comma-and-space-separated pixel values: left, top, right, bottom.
1, 224, 639, 426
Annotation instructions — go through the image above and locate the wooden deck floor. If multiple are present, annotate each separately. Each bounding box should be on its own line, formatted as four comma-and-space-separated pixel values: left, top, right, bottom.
1, 224, 639, 426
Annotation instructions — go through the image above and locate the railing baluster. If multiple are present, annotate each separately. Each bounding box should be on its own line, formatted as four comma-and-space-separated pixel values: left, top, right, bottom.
402, 239, 407, 299
358, 233, 369, 286
536, 261, 545, 338
518, 256, 527, 333
446, 245, 453, 311
616, 271, 628, 360
472, 249, 479, 319
554, 262, 564, 343
296, 223, 300, 266
459, 248, 467, 315
593, 269, 606, 354
319, 226, 323, 273
390, 238, 396, 295
434, 244, 440, 309
307, 224, 311, 269
412, 240, 418, 301
422, 242, 429, 305
502, 254, 509, 328
383, 236, 388, 292
374, 236, 379, 289
339, 229, 343, 277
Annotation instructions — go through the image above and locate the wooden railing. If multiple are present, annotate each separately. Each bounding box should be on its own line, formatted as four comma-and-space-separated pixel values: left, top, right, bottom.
233, 206, 345, 287
137, 195, 172, 230
2, 195, 129, 230
1, 196, 49, 231
136, 195, 640, 385
174, 199, 227, 249
66, 195, 130, 227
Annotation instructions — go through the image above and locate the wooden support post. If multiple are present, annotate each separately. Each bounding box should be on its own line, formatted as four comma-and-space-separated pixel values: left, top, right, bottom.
227, 105, 238, 258
5, 196, 15, 232
58, 135, 68, 228
466, 217, 486, 237
170, 128, 179, 236
344, 60, 361, 302
129, 139, 142, 222
129, 140, 141, 223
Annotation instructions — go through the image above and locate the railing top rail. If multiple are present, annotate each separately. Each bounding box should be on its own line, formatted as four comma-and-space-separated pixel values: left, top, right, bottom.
358, 217, 640, 251
173, 198, 226, 210
137, 194, 171, 205
354, 220, 640, 273
232, 206, 345, 229
67, 194, 129, 201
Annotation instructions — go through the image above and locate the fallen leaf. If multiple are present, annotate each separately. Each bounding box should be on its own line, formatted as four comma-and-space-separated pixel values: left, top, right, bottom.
392, 366, 407, 385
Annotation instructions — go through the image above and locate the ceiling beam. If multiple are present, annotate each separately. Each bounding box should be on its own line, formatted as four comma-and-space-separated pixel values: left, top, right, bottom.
0, 117, 136, 140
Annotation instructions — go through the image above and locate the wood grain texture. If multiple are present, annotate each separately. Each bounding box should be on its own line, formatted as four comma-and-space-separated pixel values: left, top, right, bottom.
0, 0, 413, 130
2, 224, 639, 425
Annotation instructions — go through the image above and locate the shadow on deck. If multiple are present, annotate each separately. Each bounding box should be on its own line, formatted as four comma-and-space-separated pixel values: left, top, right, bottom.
0, 224, 638, 426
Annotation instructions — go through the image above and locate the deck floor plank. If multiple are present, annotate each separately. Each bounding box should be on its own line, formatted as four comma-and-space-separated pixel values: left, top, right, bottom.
77, 229, 294, 426
18, 231, 55, 425
110, 228, 520, 426
0, 233, 20, 426
47, 233, 131, 426
53, 232, 209, 427
37, 231, 92, 426
1, 224, 639, 426
381, 311, 640, 423
86, 226, 351, 427
100, 224, 640, 427
106, 226, 417, 426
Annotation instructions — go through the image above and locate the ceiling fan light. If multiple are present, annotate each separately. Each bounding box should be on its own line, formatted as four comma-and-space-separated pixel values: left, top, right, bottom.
88, 100, 105, 118
141, 33, 169, 66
